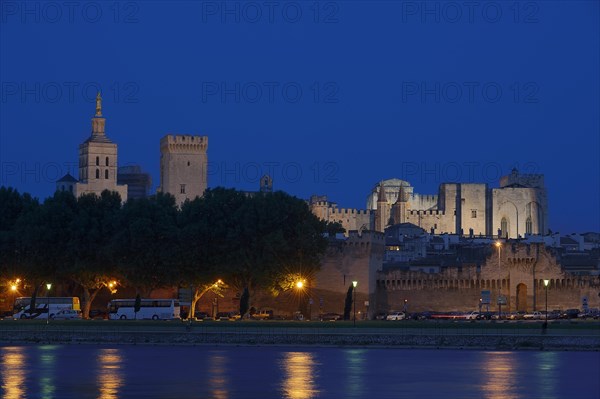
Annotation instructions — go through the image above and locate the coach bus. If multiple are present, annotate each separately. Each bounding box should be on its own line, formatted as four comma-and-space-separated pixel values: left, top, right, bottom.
108, 299, 181, 320
13, 297, 81, 319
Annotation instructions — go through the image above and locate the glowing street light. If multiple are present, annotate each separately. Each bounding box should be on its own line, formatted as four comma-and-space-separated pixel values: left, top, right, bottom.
296, 281, 304, 289
46, 283, 52, 324
543, 279, 550, 329
352, 281, 358, 327
495, 241, 502, 268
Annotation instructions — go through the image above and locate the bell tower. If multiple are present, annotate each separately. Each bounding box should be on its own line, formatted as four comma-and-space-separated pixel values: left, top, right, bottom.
74, 92, 128, 201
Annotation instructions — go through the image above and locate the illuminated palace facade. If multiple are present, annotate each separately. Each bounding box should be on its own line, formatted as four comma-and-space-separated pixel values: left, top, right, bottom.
310, 168, 549, 239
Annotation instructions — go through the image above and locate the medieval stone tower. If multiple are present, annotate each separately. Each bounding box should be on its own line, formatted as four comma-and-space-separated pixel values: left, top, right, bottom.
492, 168, 548, 238
374, 183, 389, 232
159, 134, 208, 205
57, 93, 128, 201
391, 185, 409, 225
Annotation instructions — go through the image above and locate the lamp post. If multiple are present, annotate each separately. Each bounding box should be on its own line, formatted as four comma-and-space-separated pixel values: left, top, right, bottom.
543, 279, 549, 329
46, 283, 52, 324
495, 241, 501, 268
296, 280, 305, 320
352, 281, 357, 327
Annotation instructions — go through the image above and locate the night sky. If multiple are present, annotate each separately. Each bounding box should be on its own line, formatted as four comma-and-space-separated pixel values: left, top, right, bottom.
1, 1, 598, 234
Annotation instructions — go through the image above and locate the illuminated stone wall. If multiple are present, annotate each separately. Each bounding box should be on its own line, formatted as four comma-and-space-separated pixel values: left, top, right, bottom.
376, 243, 599, 313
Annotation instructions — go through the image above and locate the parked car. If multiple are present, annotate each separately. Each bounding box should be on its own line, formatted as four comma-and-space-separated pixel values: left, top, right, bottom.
386, 311, 406, 321
51, 309, 82, 320
561, 309, 581, 319
514, 311, 527, 320
491, 312, 510, 320
414, 311, 433, 320
548, 310, 562, 320
476, 311, 494, 320
251, 309, 273, 320
523, 311, 543, 320
465, 311, 480, 320
375, 312, 388, 320
215, 312, 235, 321
320, 313, 342, 321
577, 309, 599, 319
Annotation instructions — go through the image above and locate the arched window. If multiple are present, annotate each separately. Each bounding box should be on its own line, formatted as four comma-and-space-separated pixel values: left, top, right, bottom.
106, 157, 109, 166
105, 169, 109, 179
95, 169, 99, 179
526, 217, 532, 235
95, 156, 99, 166
501, 218, 508, 238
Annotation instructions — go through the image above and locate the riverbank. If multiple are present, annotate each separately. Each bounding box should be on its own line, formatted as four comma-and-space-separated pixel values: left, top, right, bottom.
1, 320, 598, 350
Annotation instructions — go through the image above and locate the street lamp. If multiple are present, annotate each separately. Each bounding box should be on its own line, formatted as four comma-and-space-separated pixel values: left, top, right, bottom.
352, 281, 357, 327
46, 283, 52, 324
495, 241, 502, 268
543, 279, 550, 328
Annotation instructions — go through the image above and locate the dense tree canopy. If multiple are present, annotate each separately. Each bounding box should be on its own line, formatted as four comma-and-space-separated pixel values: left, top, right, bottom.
0, 186, 337, 318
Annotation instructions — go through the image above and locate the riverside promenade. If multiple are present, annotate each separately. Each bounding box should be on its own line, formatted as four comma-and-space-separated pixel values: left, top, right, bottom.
1, 320, 598, 350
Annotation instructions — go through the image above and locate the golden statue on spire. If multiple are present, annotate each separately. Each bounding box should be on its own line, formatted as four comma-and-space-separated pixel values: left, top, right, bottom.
95, 92, 102, 116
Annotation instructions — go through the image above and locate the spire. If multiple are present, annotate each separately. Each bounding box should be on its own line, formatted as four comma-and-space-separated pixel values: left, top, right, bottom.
377, 182, 387, 202
95, 92, 102, 117
88, 93, 111, 142
395, 185, 405, 204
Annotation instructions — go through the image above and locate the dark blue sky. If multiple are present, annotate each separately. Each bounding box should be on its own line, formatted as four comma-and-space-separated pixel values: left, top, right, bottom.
1, 1, 598, 233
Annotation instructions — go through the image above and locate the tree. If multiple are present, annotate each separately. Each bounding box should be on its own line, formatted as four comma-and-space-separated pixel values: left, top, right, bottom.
0, 187, 36, 284
239, 287, 249, 318
66, 191, 122, 319
343, 284, 353, 320
110, 193, 180, 295
15, 191, 77, 309
225, 191, 330, 312
176, 188, 246, 319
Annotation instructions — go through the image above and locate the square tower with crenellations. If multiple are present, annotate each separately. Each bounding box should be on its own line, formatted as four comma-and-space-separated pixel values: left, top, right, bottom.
159, 134, 208, 205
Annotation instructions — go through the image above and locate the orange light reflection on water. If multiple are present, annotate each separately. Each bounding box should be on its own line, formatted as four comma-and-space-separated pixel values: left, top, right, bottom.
482, 351, 518, 399
1, 347, 27, 399
208, 352, 229, 399
281, 352, 320, 399
97, 349, 123, 399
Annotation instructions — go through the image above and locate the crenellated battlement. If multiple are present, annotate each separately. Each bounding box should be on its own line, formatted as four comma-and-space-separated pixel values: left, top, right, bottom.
330, 208, 373, 216
408, 209, 446, 216
160, 134, 208, 153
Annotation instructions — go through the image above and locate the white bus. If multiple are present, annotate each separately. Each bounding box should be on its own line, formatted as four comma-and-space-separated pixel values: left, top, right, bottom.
108, 299, 181, 320
13, 297, 81, 319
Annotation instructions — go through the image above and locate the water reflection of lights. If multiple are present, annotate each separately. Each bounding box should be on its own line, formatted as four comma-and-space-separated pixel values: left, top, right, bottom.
39, 345, 57, 399
208, 352, 229, 399
281, 352, 320, 399
1, 346, 27, 399
534, 352, 558, 399
97, 348, 123, 399
482, 352, 518, 399
345, 349, 366, 398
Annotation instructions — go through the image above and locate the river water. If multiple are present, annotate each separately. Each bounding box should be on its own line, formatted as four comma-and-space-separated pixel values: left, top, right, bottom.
0, 345, 598, 399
